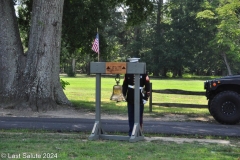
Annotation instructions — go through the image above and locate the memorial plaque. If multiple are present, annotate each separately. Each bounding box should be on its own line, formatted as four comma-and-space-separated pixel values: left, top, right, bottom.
105, 62, 126, 74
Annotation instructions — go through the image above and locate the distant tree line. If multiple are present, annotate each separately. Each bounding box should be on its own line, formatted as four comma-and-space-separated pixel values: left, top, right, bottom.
17, 0, 240, 77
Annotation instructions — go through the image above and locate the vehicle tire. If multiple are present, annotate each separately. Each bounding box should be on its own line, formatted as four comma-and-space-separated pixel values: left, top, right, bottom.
208, 99, 212, 115
210, 91, 240, 125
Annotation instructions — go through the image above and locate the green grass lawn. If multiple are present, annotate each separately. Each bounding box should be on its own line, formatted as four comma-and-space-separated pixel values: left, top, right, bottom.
1, 75, 240, 160
1, 130, 239, 160
61, 75, 209, 116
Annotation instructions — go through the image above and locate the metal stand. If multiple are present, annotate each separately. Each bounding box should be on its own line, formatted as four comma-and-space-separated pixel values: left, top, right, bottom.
129, 74, 144, 142
88, 62, 146, 142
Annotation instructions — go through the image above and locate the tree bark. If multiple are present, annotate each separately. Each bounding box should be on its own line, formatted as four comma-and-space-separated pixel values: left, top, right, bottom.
221, 52, 232, 76
152, 0, 163, 77
0, 0, 25, 107
72, 58, 76, 74
0, 0, 71, 111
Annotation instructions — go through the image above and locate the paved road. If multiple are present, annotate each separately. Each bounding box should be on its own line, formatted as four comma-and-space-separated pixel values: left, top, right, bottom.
0, 117, 240, 137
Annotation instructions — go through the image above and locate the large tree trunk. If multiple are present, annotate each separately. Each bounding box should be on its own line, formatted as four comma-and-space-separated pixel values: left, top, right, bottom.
0, 0, 25, 107
21, 0, 70, 111
0, 0, 71, 111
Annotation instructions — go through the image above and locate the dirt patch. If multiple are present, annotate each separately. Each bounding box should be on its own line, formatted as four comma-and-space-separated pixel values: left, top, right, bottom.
144, 136, 230, 144
0, 131, 234, 146
0, 106, 213, 122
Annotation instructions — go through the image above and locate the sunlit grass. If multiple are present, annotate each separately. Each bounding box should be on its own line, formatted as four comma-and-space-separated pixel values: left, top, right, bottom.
1, 130, 240, 160
62, 75, 210, 116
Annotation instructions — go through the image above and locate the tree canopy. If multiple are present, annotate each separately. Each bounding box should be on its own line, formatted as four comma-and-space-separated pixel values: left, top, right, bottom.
16, 0, 240, 77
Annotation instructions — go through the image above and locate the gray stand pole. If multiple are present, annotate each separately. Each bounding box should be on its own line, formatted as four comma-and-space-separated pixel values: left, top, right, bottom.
129, 74, 144, 142
89, 73, 129, 141
89, 73, 105, 140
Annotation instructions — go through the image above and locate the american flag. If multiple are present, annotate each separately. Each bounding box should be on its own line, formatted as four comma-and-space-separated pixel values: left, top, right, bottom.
92, 33, 99, 54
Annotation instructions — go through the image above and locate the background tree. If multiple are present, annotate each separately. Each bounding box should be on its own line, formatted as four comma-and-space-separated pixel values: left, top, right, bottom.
215, 0, 240, 75
163, 0, 207, 77
0, 0, 70, 111
197, 0, 240, 75
0, 0, 24, 106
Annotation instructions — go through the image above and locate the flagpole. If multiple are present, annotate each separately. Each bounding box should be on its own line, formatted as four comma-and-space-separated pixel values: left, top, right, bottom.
97, 28, 99, 62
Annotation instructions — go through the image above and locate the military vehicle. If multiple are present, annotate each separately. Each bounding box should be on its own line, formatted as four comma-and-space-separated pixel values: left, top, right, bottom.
204, 75, 240, 124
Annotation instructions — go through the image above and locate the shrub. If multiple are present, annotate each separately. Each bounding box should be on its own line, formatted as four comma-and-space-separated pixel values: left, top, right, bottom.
60, 79, 70, 90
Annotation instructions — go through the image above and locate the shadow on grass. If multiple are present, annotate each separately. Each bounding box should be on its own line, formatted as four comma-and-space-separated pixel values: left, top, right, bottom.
152, 103, 207, 108
150, 105, 210, 118
68, 100, 210, 119
69, 100, 128, 115
149, 76, 220, 81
